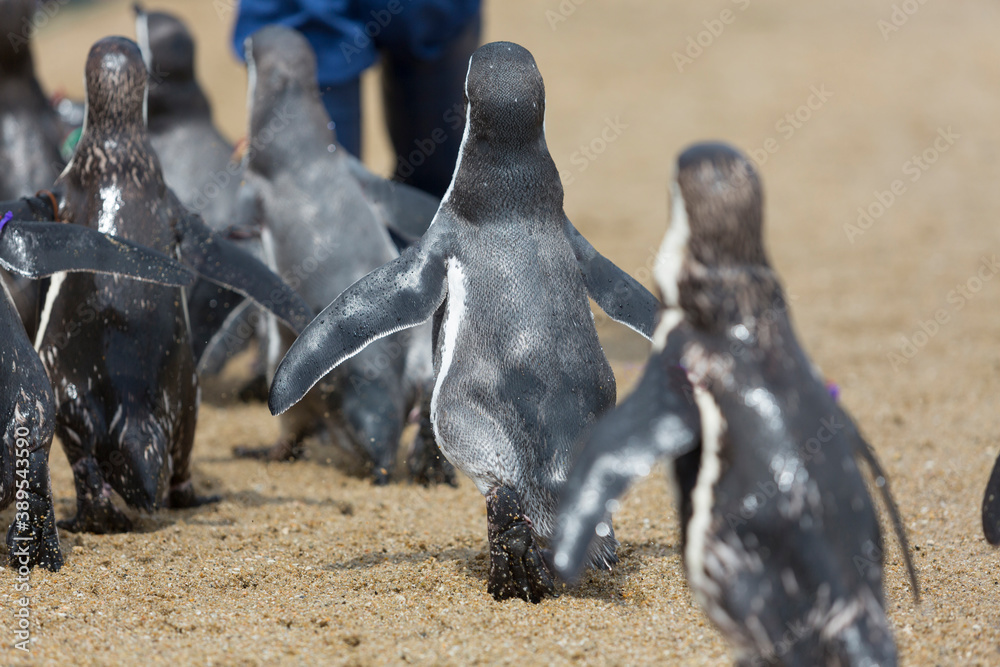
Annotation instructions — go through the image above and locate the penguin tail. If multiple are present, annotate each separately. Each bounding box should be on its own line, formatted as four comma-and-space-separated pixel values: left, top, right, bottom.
105, 403, 172, 512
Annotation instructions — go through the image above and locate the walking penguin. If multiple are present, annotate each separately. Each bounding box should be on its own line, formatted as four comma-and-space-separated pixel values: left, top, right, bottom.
2, 195, 194, 570
20, 36, 311, 535
552, 142, 920, 664
230, 26, 448, 484
268, 42, 660, 602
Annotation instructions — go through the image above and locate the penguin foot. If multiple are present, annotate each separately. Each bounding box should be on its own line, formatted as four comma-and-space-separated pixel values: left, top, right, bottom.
59, 458, 133, 534
486, 486, 556, 603
370, 466, 392, 486
6, 448, 63, 570
57, 496, 132, 534
6, 500, 63, 572
236, 374, 270, 404
7, 523, 63, 572
233, 438, 304, 462
408, 418, 458, 487
167, 481, 222, 509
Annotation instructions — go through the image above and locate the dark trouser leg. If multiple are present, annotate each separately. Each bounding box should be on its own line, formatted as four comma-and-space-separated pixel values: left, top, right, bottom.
381, 14, 481, 198
486, 485, 556, 603
321, 78, 363, 158
6, 448, 62, 571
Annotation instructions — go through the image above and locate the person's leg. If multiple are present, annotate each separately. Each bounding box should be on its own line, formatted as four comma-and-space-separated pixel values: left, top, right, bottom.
321, 78, 363, 157
380, 14, 481, 198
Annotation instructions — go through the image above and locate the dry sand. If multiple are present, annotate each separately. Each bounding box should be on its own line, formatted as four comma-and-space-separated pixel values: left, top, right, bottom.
2, 0, 1000, 664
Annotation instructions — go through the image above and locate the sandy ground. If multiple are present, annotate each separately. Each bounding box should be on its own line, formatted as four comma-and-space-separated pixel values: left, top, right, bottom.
2, 0, 1000, 664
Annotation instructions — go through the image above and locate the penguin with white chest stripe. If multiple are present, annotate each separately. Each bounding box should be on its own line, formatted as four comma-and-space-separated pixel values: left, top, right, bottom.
229, 25, 449, 484
19, 37, 312, 535
552, 143, 919, 664
1, 198, 194, 570
268, 41, 660, 602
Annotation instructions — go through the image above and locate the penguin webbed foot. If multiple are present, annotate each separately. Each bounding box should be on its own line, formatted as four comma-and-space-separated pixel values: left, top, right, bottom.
7, 523, 62, 572
58, 458, 132, 534
167, 481, 221, 509
233, 438, 305, 462
57, 498, 132, 535
370, 466, 391, 486
408, 416, 458, 487
6, 469, 63, 571
486, 486, 556, 603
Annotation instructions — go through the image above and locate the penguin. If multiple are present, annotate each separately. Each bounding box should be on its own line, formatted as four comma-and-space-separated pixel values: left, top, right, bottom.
551, 142, 920, 665
982, 454, 1000, 545
267, 41, 660, 602
0, 0, 71, 338
230, 25, 450, 485
133, 4, 238, 231
21, 36, 311, 534
0, 0, 65, 201
1, 195, 195, 570
133, 5, 263, 380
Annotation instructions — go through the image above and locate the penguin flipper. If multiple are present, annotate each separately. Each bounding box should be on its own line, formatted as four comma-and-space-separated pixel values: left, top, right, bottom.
563, 217, 661, 340
269, 244, 448, 416
175, 210, 313, 334
0, 220, 195, 286
196, 298, 255, 375
982, 453, 1000, 545
850, 424, 921, 602
0, 194, 58, 223
346, 155, 440, 242
552, 350, 700, 581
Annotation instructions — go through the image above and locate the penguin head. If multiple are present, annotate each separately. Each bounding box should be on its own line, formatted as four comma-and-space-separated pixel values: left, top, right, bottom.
242, 25, 337, 172
0, 0, 38, 73
245, 25, 319, 116
134, 6, 212, 128
464, 41, 546, 147
84, 37, 148, 129
655, 142, 778, 330
444, 41, 563, 220
134, 5, 195, 82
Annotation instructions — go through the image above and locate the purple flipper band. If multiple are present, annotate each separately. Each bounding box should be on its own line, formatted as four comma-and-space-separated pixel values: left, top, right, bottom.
826, 381, 840, 400
0, 211, 11, 234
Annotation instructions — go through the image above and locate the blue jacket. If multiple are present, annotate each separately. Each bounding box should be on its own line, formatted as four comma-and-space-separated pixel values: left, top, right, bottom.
233, 0, 482, 85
